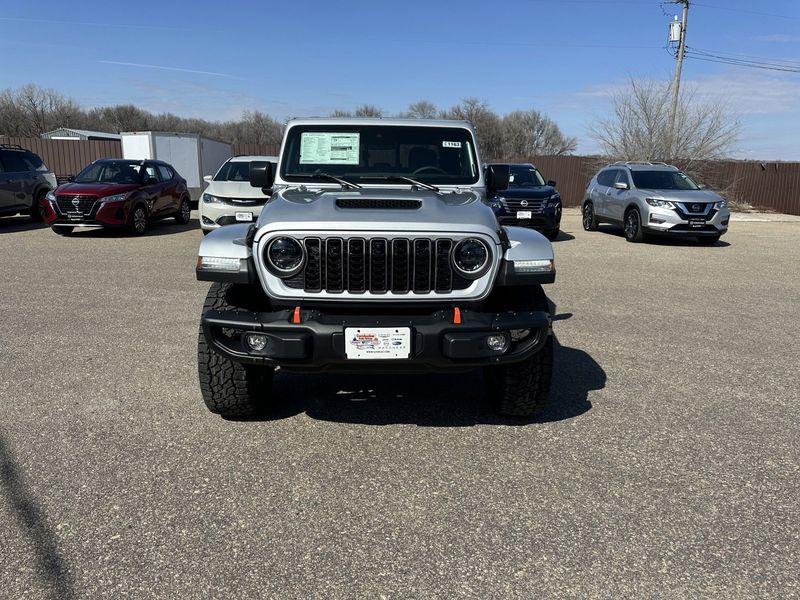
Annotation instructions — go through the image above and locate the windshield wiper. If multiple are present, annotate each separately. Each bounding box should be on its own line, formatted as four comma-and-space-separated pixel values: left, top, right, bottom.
359, 175, 440, 193
286, 172, 361, 189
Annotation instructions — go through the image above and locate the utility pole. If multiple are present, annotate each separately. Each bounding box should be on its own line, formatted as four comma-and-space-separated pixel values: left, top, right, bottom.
668, 0, 690, 158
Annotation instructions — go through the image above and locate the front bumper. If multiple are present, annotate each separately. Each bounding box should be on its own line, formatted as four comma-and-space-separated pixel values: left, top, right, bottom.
644, 205, 730, 236
495, 205, 561, 231
202, 307, 551, 371
43, 199, 130, 228
200, 201, 264, 231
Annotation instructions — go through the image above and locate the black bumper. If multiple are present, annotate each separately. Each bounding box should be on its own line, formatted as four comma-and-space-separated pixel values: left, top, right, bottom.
496, 212, 560, 231
202, 307, 551, 372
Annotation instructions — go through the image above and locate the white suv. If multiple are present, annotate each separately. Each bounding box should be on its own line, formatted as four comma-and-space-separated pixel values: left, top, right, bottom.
200, 155, 278, 234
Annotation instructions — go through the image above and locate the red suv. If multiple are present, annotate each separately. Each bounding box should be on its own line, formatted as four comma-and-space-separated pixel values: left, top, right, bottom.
43, 159, 192, 235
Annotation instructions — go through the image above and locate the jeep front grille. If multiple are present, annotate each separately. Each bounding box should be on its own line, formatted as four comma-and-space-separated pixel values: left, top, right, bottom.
283, 237, 470, 294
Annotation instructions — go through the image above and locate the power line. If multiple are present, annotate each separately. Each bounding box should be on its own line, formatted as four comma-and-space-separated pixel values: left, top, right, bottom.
688, 47, 800, 68
684, 48, 800, 73
690, 2, 800, 20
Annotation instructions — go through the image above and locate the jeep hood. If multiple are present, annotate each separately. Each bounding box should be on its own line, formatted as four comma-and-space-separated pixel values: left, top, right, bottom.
256, 187, 500, 237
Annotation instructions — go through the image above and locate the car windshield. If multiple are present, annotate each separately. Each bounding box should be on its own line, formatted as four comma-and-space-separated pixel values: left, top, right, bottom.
632, 170, 700, 190
280, 124, 479, 185
508, 165, 546, 187
214, 161, 252, 182
74, 161, 142, 184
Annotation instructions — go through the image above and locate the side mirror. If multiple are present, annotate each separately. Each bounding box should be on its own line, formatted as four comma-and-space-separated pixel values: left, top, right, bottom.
614, 182, 629, 190
67, 175, 74, 182
250, 161, 274, 190
547, 180, 557, 187
698, 183, 708, 190
203, 175, 213, 183
485, 164, 510, 192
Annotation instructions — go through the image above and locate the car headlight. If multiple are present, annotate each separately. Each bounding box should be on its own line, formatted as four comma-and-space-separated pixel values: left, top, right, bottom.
46, 191, 56, 202
548, 193, 561, 204
203, 193, 224, 204
452, 238, 490, 278
100, 193, 128, 203
266, 237, 305, 277
645, 198, 676, 209
715, 199, 727, 209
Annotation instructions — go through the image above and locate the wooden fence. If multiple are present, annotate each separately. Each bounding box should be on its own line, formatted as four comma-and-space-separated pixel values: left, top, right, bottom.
3, 137, 798, 215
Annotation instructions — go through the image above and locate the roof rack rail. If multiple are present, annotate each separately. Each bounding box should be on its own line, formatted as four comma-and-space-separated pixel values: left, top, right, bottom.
611, 160, 671, 167
0, 143, 27, 151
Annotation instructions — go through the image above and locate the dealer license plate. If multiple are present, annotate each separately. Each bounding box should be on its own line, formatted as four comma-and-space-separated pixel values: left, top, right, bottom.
345, 327, 411, 360
689, 218, 706, 228
67, 213, 83, 221
516, 210, 532, 219
235, 211, 253, 222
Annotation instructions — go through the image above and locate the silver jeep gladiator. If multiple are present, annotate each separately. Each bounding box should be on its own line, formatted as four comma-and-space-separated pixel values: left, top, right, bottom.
195, 118, 557, 418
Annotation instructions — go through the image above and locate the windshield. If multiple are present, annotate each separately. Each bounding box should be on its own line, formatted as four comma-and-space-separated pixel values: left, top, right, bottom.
214, 160, 253, 182
280, 124, 479, 185
74, 161, 142, 184
632, 170, 700, 190
508, 165, 546, 187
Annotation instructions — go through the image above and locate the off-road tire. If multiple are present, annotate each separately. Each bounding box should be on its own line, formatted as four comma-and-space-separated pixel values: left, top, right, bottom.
198, 282, 274, 418
175, 197, 191, 224
697, 234, 721, 245
484, 286, 554, 418
52, 226, 73, 236
624, 208, 645, 243
582, 201, 598, 231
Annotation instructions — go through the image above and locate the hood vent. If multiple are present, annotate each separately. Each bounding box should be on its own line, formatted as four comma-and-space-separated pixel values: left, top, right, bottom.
336, 198, 422, 210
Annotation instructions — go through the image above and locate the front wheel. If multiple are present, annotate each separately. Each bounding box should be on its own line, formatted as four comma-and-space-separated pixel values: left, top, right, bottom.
30, 192, 45, 222
484, 286, 554, 418
624, 208, 645, 243
582, 202, 598, 231
198, 282, 275, 418
130, 205, 147, 235
697, 235, 721, 245
175, 197, 191, 224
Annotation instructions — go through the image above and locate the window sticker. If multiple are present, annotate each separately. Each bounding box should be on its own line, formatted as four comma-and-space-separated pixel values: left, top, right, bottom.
300, 132, 360, 164
442, 141, 462, 148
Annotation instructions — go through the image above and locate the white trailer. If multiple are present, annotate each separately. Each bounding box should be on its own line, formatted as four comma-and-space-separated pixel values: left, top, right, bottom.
120, 131, 231, 200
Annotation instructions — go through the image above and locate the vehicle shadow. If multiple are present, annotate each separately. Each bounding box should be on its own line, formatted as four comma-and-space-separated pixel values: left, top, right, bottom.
596, 225, 730, 247
0, 216, 47, 234
261, 337, 604, 427
552, 231, 575, 242
0, 434, 78, 599
69, 218, 201, 238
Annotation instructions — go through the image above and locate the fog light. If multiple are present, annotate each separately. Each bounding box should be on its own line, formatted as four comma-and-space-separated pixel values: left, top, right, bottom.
202, 216, 215, 225
649, 214, 666, 224
486, 334, 509, 352
244, 333, 268, 351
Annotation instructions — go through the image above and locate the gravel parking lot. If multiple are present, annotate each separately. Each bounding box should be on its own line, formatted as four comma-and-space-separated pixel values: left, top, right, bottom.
1, 212, 798, 599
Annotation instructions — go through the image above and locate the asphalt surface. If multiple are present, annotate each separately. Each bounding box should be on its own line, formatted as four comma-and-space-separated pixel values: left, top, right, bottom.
1, 213, 798, 599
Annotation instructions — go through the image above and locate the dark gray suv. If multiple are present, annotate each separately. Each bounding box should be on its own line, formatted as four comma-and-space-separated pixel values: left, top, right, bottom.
0, 144, 58, 221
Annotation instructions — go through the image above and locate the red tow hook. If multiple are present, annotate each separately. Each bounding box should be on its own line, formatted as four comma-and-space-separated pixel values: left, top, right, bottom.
291, 306, 302, 324
453, 307, 462, 324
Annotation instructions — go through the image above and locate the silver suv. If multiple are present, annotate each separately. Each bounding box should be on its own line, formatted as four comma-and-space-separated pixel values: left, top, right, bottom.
195, 118, 558, 419
582, 162, 730, 244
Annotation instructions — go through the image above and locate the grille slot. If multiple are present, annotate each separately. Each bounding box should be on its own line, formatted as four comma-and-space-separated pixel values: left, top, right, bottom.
56, 195, 96, 216
391, 239, 410, 293
304, 238, 322, 291
347, 239, 366, 293
413, 239, 432, 292
369, 239, 388, 293
325, 238, 344, 292
435, 240, 453, 292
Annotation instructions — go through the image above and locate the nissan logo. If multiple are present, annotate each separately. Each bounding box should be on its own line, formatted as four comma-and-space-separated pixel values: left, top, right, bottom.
692, 203, 702, 212
520, 200, 528, 207
71, 198, 80, 207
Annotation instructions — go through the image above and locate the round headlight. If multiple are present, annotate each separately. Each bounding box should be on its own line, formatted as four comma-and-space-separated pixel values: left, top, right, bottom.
452, 238, 490, 278
266, 237, 305, 277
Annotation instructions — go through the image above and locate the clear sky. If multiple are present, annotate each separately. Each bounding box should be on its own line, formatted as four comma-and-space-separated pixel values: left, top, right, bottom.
2, 0, 799, 159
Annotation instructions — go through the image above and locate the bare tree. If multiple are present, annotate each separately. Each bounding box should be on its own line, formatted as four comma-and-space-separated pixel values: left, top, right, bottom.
0, 84, 82, 136
353, 104, 383, 118
502, 109, 577, 156
441, 98, 504, 160
402, 100, 438, 119
590, 78, 740, 166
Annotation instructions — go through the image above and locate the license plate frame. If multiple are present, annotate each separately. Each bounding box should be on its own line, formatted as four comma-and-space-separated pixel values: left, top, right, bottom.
516, 210, 532, 219
688, 218, 706, 228
345, 327, 412, 360
235, 211, 253, 222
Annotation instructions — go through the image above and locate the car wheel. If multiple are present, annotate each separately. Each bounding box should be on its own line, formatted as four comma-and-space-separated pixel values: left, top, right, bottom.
697, 235, 721, 245
484, 286, 553, 418
176, 197, 191, 224
30, 192, 46, 222
52, 226, 73, 236
130, 205, 147, 235
198, 282, 275, 418
582, 201, 598, 231
624, 208, 645, 243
